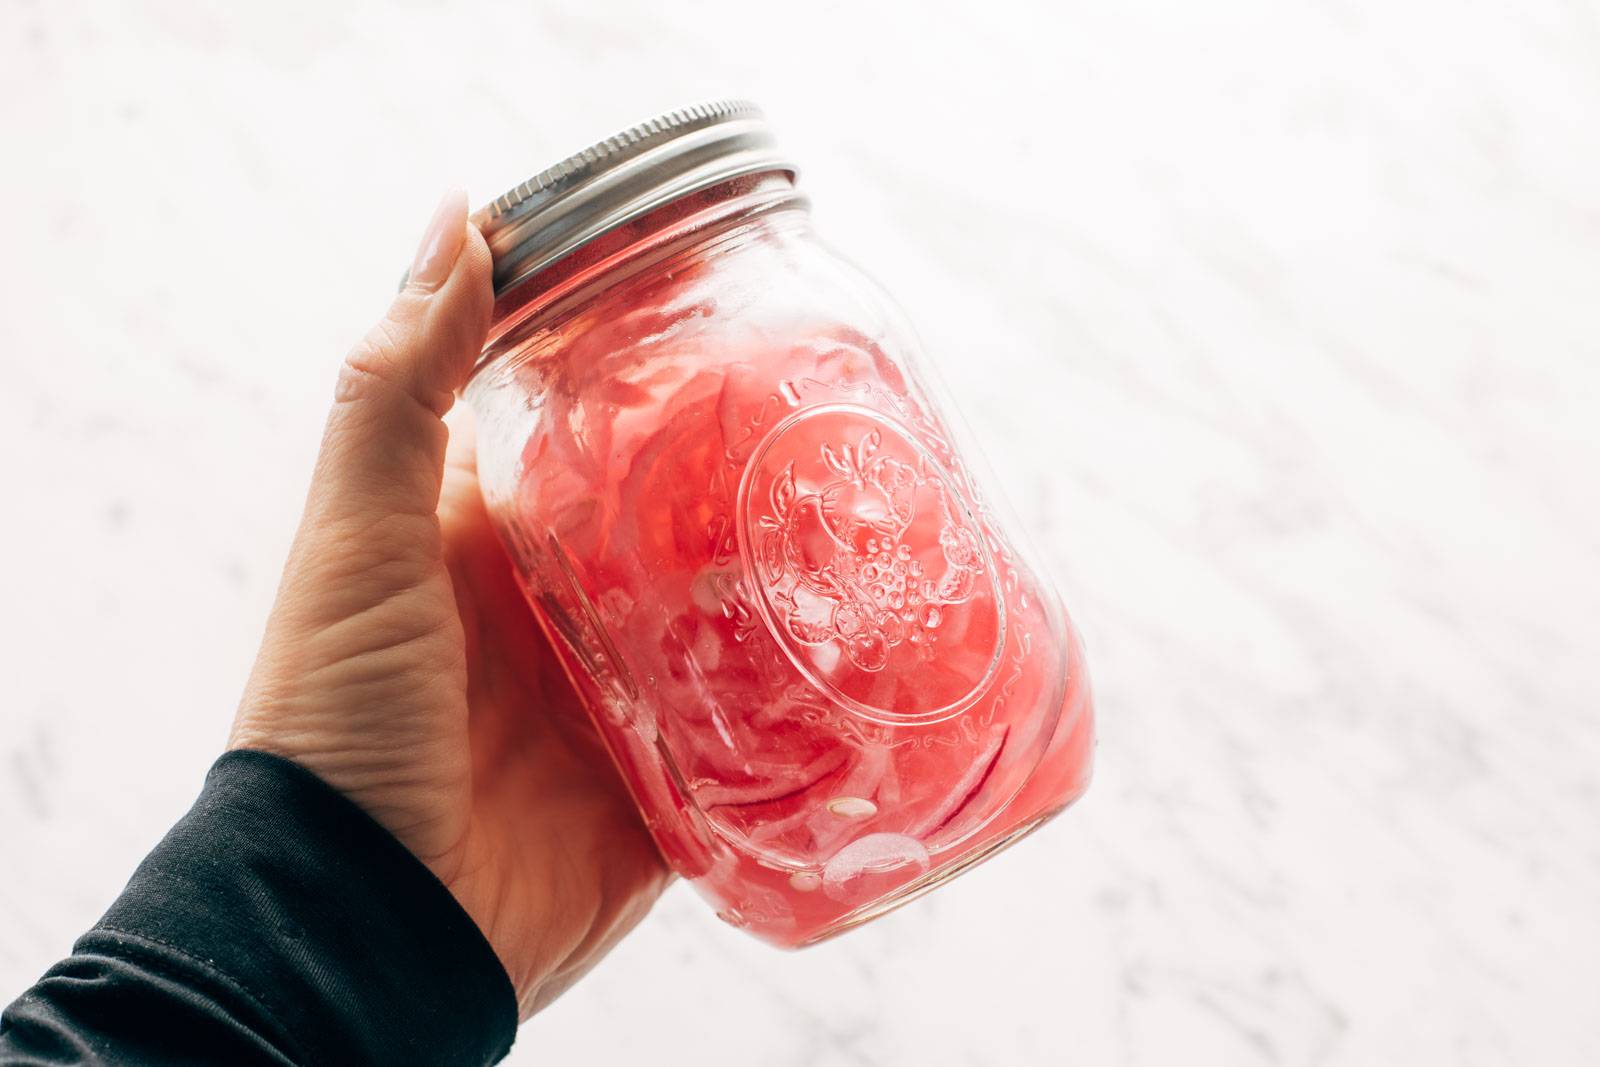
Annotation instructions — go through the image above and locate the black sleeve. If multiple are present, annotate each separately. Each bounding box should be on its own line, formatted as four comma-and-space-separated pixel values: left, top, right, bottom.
0, 750, 517, 1066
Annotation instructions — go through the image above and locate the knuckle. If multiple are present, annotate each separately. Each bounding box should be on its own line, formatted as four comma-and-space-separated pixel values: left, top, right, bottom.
337, 318, 428, 409
344, 318, 404, 379
334, 298, 459, 417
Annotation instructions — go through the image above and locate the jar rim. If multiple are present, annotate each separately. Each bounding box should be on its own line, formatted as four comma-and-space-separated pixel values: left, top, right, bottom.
471, 100, 798, 298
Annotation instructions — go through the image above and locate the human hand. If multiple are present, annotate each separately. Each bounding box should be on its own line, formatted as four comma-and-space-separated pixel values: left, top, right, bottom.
228, 191, 669, 1019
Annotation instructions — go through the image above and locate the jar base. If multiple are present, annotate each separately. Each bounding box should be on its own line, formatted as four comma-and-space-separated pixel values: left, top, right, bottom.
787, 790, 1086, 949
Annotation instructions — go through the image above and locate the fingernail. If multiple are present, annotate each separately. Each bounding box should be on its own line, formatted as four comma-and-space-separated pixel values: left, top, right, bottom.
408, 188, 469, 290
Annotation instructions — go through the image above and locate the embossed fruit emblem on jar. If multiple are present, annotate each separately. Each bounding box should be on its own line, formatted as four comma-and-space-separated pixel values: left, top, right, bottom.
739, 404, 1006, 724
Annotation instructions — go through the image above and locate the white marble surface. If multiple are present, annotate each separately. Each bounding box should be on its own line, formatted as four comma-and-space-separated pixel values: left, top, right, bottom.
3, 1, 1599, 1064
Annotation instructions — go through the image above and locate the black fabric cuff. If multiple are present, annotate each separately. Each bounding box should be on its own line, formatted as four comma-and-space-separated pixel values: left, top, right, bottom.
86, 749, 517, 1065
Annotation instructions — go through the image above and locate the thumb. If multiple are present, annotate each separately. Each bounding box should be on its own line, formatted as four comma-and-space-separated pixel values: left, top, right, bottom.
305, 189, 494, 541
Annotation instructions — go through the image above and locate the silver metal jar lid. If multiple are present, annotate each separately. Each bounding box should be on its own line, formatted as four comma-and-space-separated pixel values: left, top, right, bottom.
473, 100, 797, 298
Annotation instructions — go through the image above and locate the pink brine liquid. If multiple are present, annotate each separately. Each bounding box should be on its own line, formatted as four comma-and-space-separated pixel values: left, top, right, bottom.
473, 178, 1093, 946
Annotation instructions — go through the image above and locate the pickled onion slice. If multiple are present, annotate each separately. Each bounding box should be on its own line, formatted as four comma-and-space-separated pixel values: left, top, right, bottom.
747, 742, 889, 847
906, 724, 1008, 841
694, 746, 850, 808
821, 833, 930, 904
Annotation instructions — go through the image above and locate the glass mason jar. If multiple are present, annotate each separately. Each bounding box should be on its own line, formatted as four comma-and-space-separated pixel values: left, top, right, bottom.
463, 102, 1093, 947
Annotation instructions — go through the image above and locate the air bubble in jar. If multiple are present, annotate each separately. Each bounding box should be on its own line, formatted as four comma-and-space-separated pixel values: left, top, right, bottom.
826, 796, 878, 819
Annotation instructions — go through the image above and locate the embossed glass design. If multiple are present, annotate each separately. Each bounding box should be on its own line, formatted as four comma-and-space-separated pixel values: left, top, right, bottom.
465, 144, 1093, 947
